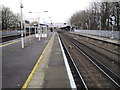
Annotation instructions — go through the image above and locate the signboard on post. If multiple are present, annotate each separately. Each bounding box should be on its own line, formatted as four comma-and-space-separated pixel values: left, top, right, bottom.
109, 15, 116, 25
109, 15, 116, 39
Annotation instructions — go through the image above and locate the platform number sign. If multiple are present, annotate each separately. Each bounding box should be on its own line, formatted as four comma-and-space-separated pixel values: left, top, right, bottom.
109, 15, 116, 25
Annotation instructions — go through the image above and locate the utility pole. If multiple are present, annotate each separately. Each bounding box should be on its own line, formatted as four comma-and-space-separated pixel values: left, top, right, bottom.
20, 0, 24, 48
38, 13, 41, 41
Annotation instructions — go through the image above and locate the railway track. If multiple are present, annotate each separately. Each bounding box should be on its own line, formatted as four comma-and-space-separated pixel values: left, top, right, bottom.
1, 33, 34, 42
75, 34, 120, 54
68, 33, 120, 65
66, 33, 120, 82
65, 33, 120, 77
59, 32, 120, 89
59, 34, 88, 89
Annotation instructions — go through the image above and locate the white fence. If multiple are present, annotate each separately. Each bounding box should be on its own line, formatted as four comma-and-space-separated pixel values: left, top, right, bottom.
74, 30, 120, 40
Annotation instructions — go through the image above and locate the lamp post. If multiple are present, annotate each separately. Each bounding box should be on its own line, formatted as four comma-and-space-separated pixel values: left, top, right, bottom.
20, 0, 24, 48
29, 11, 48, 41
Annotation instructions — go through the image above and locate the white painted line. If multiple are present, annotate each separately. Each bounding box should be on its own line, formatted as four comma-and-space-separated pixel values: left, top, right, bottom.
57, 33, 77, 89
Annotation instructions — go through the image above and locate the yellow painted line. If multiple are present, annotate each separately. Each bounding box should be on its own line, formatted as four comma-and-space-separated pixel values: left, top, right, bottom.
0, 35, 35, 48
0, 39, 20, 48
21, 33, 54, 89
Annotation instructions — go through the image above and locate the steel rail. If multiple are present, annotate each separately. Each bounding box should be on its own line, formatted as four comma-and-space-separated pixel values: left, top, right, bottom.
74, 34, 120, 56
64, 34, 120, 88
59, 34, 88, 90
69, 33, 120, 65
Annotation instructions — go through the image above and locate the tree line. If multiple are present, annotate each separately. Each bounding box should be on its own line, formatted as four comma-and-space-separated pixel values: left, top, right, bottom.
2, 6, 21, 30
69, 2, 120, 31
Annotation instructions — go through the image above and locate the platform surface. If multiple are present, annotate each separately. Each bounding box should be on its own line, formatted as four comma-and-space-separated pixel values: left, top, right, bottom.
27, 32, 71, 89
2, 32, 53, 88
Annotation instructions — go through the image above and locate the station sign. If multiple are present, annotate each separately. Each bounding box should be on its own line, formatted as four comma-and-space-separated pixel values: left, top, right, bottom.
109, 15, 116, 25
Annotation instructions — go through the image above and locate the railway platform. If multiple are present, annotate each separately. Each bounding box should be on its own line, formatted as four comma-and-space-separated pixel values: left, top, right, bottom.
72, 32, 120, 45
22, 32, 72, 89
2, 32, 55, 88
2, 31, 74, 89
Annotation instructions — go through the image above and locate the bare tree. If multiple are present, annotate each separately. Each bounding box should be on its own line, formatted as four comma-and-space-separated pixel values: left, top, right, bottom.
2, 6, 20, 30
69, 1, 120, 31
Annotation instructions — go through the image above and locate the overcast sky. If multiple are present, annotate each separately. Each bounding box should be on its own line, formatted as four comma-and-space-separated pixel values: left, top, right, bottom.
1, 0, 93, 23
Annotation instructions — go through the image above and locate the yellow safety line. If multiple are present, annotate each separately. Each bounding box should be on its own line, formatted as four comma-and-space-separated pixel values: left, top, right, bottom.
21, 33, 54, 89
0, 39, 20, 48
0, 35, 35, 48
